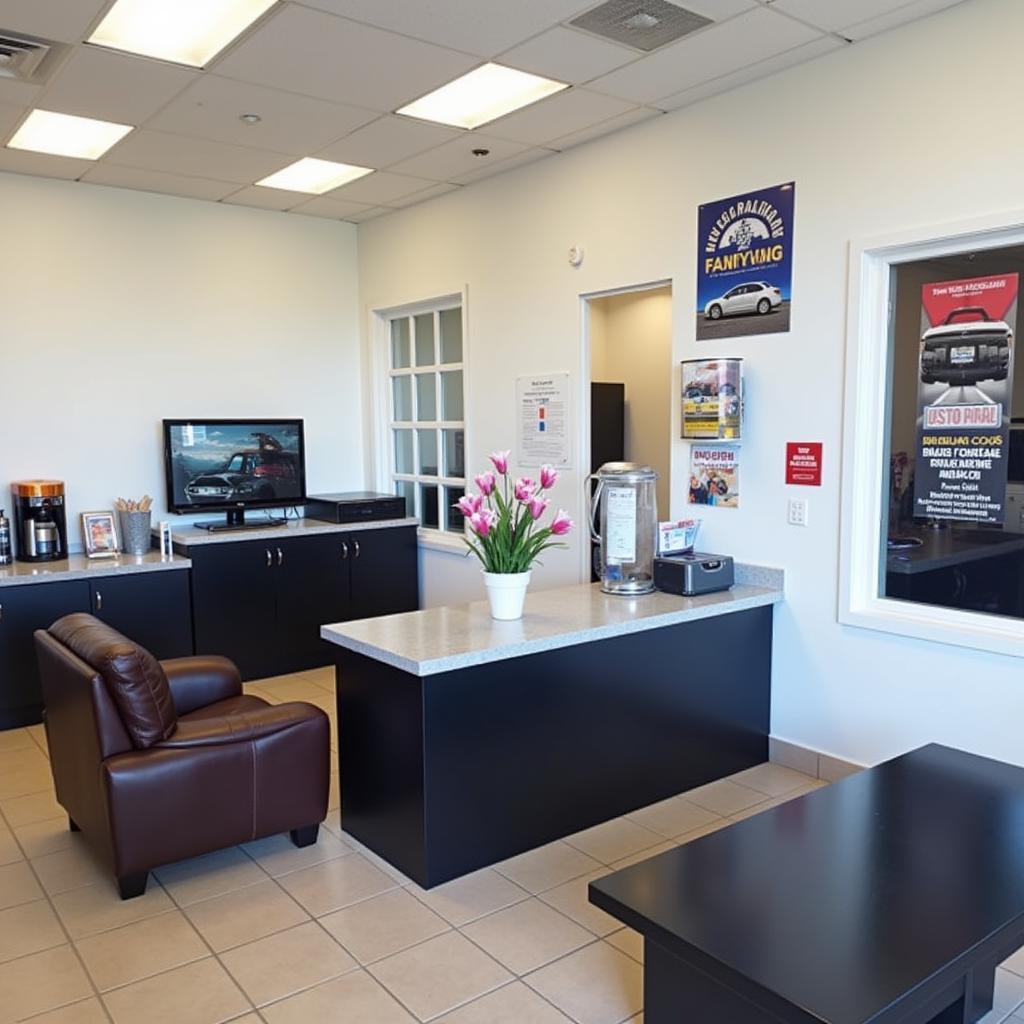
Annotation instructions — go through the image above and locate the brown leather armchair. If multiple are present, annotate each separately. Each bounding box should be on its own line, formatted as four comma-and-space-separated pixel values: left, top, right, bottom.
35, 613, 329, 899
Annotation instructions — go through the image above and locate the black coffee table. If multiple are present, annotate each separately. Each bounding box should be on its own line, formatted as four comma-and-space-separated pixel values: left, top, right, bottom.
590, 745, 1024, 1024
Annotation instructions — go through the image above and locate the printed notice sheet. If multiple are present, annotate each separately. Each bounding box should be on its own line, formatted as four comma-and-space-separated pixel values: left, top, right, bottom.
516, 373, 570, 467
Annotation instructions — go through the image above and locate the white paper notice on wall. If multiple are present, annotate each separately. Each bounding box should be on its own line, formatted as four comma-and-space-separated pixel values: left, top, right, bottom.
605, 486, 637, 563
516, 373, 571, 467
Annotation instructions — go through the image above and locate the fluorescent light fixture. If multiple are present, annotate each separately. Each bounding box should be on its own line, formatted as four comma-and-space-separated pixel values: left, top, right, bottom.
397, 62, 569, 130
256, 158, 374, 195
7, 109, 133, 160
88, 0, 278, 68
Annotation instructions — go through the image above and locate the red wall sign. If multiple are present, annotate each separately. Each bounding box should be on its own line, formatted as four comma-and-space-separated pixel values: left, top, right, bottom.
786, 442, 822, 486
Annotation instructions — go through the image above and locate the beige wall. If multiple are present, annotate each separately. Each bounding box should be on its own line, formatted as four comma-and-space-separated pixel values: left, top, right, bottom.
590, 287, 672, 515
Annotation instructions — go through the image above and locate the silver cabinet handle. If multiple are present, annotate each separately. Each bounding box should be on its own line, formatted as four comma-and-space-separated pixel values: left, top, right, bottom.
95, 591, 103, 612
266, 549, 273, 567
277, 547, 284, 567
341, 541, 349, 560
353, 539, 361, 559
0, 603, 4, 624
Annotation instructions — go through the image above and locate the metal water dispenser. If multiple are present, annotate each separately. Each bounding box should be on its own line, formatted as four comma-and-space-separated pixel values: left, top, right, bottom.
587, 462, 658, 595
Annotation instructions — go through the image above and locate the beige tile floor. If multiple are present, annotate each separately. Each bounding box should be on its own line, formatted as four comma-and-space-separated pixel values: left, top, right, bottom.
0, 666, 1023, 1023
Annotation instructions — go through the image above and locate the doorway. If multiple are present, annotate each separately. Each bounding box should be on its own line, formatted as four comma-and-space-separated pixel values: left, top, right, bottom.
583, 282, 673, 580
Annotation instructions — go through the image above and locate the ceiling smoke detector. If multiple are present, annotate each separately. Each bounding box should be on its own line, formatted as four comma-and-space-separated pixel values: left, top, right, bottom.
0, 31, 56, 81
569, 0, 712, 52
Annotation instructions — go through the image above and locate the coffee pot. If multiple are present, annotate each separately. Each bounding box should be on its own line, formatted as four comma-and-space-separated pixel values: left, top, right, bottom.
12, 481, 67, 563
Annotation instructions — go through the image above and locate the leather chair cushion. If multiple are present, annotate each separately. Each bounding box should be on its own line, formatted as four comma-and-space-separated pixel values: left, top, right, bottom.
160, 702, 326, 749
48, 614, 177, 749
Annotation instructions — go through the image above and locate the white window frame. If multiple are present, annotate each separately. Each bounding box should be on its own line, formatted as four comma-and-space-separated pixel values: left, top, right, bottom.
370, 291, 468, 550
839, 208, 1024, 657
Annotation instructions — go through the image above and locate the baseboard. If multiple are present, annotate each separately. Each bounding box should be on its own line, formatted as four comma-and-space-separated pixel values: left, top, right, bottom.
769, 737, 866, 783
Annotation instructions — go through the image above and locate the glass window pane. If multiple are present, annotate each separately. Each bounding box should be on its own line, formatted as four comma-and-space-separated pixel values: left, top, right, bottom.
391, 318, 410, 369
418, 429, 438, 476
440, 308, 462, 364
441, 370, 463, 421
395, 480, 415, 517
414, 313, 435, 366
416, 373, 436, 421
444, 486, 465, 533
394, 429, 413, 474
420, 483, 439, 530
444, 429, 465, 478
392, 376, 412, 421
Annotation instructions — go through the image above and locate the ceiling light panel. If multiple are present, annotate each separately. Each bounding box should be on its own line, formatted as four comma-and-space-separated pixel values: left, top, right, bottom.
397, 63, 568, 130
7, 108, 132, 159
256, 157, 373, 195
88, 0, 278, 68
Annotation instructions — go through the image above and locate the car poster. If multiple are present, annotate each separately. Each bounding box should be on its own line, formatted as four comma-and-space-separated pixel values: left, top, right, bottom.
681, 358, 742, 440
696, 182, 794, 341
912, 273, 1018, 524
688, 445, 739, 509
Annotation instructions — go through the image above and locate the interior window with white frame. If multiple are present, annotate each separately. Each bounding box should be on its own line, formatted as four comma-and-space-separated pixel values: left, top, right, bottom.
387, 302, 465, 533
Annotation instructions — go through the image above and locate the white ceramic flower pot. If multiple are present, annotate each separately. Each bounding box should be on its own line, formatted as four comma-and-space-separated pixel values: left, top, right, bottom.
483, 570, 532, 621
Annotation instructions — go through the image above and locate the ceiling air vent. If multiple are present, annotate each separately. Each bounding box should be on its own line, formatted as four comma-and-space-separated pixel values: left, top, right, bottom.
569, 0, 712, 52
0, 32, 54, 82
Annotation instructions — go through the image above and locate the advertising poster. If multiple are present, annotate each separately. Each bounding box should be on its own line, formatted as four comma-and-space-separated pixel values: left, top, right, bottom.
681, 358, 742, 440
516, 373, 570, 467
785, 442, 823, 486
912, 273, 1018, 523
688, 445, 739, 509
696, 182, 795, 341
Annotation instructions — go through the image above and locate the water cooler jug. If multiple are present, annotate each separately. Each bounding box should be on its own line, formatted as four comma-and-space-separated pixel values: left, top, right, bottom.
586, 463, 658, 595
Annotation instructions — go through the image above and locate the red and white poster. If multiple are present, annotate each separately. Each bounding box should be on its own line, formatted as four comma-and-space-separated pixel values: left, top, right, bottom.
786, 442, 822, 486
912, 273, 1018, 523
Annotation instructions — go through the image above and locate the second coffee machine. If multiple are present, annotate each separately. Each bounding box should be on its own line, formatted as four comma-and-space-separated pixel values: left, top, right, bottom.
12, 480, 68, 563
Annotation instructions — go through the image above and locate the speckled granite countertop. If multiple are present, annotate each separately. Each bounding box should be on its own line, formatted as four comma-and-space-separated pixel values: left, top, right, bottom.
167, 516, 419, 551
0, 552, 190, 588
322, 563, 783, 676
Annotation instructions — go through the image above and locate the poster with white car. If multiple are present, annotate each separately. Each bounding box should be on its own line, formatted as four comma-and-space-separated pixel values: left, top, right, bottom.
696, 182, 794, 341
912, 273, 1018, 524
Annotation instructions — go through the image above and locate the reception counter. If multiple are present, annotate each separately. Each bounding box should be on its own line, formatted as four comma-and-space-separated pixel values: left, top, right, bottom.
321, 566, 783, 888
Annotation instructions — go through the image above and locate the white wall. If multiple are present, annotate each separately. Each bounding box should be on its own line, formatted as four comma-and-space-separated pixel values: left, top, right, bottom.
0, 173, 363, 546
359, 0, 1024, 768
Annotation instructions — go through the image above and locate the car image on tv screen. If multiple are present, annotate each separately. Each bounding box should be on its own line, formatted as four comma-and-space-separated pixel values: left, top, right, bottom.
167, 422, 304, 508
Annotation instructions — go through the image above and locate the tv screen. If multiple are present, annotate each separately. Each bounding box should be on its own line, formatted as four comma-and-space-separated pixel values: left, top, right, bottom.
163, 419, 307, 513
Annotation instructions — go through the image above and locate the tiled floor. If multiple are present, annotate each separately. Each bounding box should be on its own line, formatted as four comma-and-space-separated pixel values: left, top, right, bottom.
1, 668, 1023, 1023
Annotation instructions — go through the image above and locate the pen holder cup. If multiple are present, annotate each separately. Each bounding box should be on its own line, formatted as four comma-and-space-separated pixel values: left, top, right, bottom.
119, 510, 152, 556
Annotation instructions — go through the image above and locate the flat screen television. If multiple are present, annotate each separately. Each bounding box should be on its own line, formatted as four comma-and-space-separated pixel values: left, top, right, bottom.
163, 419, 307, 530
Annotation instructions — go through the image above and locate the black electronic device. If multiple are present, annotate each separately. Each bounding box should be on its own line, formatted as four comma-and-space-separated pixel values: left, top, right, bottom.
653, 552, 734, 596
305, 492, 407, 524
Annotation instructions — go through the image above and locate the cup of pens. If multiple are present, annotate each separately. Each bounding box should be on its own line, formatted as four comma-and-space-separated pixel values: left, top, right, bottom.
116, 496, 153, 556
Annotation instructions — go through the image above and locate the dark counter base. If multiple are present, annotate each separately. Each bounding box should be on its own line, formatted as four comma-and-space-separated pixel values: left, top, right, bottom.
336, 604, 772, 888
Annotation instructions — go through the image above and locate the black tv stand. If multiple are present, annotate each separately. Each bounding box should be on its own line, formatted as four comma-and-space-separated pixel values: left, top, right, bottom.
194, 508, 286, 533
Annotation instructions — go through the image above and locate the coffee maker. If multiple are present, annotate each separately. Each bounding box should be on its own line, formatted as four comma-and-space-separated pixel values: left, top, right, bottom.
13, 481, 67, 563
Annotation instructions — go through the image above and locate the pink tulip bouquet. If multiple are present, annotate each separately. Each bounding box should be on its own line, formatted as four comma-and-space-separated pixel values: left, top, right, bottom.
456, 451, 573, 573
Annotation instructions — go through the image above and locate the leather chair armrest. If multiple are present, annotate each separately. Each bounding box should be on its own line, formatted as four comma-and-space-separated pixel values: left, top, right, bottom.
160, 656, 242, 716
156, 701, 327, 749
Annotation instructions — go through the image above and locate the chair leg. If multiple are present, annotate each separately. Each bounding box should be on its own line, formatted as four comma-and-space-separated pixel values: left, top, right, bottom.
290, 824, 319, 849
117, 872, 148, 900
68, 817, 80, 833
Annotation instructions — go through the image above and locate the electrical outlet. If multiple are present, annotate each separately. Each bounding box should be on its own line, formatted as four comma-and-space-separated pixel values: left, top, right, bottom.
787, 498, 808, 526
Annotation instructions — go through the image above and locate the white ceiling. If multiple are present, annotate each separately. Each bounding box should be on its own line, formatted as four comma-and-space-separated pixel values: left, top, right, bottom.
0, 0, 967, 223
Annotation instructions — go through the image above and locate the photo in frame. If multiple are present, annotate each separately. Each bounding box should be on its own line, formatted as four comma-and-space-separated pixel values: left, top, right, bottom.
82, 511, 119, 558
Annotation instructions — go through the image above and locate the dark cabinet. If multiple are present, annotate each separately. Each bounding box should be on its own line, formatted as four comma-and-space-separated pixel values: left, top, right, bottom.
189, 526, 419, 682
89, 572, 194, 661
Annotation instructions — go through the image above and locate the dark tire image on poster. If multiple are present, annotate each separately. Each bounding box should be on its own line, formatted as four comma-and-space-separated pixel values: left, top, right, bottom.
757, 299, 771, 314
709, 304, 722, 320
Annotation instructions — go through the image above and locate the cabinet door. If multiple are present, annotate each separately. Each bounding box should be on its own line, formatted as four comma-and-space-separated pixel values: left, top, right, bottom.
348, 527, 419, 620
190, 541, 278, 681
90, 571, 193, 661
274, 534, 350, 675
0, 580, 90, 727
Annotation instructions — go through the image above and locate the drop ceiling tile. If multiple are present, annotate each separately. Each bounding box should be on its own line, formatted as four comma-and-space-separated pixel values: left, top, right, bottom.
317, 115, 462, 168
214, 5, 477, 112
387, 181, 460, 208
769, 0, 912, 32
841, 0, 965, 40
220, 184, 307, 210
298, 0, 597, 57
103, 129, 290, 184
38, 46, 198, 124
452, 145, 554, 185
0, 0, 108, 43
485, 88, 639, 146
0, 78, 42, 108
669, 0, 759, 17
146, 74, 377, 155
344, 206, 389, 223
80, 164, 239, 201
588, 7, 823, 103
658, 35, 844, 109
0, 147, 91, 180
548, 106, 662, 151
497, 27, 637, 85
0, 102, 26, 141
328, 170, 437, 204
290, 196, 377, 220
389, 133, 529, 182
